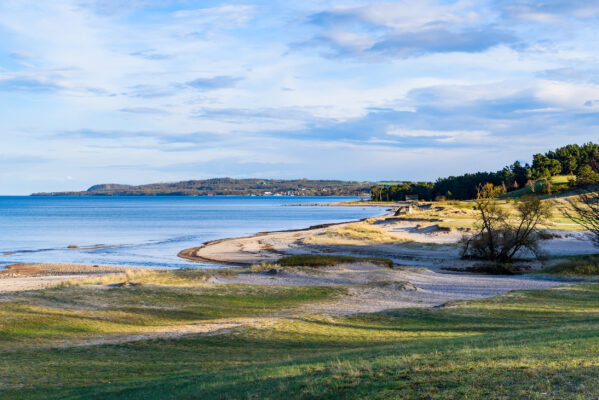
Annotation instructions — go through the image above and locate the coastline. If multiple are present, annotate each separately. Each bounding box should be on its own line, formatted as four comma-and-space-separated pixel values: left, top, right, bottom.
175, 210, 466, 269
177, 212, 392, 266
177, 207, 598, 270
286, 201, 409, 207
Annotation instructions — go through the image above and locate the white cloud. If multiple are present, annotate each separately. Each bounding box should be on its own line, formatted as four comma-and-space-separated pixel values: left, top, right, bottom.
1, 0, 599, 194
317, 1, 478, 32
173, 5, 256, 24
386, 128, 492, 143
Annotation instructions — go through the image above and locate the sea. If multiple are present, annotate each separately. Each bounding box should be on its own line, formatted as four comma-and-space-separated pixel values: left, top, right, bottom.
0, 196, 384, 269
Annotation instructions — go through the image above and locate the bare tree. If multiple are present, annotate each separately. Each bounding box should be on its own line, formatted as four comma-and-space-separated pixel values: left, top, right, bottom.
566, 189, 599, 246
462, 183, 553, 265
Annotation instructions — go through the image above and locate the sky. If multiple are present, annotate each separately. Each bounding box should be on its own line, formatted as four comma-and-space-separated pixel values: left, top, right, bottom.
1, 0, 599, 194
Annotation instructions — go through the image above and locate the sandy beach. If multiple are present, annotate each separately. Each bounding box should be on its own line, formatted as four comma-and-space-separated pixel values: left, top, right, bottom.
175, 213, 596, 313
178, 213, 596, 270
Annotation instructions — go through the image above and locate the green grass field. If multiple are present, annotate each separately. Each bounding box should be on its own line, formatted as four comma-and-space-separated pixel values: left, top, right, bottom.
0, 270, 598, 399
501, 175, 573, 199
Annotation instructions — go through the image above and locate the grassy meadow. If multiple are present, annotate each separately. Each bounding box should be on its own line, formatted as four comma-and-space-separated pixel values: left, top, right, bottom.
342, 193, 585, 233
0, 267, 598, 399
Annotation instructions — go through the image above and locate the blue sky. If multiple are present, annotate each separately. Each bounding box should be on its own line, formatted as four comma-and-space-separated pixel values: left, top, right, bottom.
1, 0, 599, 194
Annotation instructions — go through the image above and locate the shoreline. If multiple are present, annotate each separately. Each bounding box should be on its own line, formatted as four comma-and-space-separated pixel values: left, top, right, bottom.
286, 201, 409, 207
177, 208, 598, 270
175, 210, 465, 269
177, 213, 392, 266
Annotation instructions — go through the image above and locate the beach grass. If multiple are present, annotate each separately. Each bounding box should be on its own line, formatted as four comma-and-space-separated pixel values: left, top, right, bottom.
67, 267, 242, 287
274, 254, 394, 268
308, 221, 413, 244
0, 279, 598, 399
540, 254, 599, 276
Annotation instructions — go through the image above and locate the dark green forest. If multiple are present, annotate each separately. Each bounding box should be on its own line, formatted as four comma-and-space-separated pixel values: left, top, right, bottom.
371, 142, 599, 201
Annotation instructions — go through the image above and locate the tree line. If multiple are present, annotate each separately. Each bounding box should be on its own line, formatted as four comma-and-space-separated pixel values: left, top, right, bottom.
371, 142, 599, 201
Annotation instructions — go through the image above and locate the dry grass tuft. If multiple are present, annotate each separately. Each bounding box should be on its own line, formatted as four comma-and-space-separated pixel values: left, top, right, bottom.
71, 267, 242, 287
307, 222, 412, 245
250, 263, 279, 273
0, 263, 130, 278
274, 254, 394, 268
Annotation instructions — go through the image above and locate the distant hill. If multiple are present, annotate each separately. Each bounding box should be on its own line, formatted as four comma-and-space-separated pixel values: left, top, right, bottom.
31, 178, 405, 197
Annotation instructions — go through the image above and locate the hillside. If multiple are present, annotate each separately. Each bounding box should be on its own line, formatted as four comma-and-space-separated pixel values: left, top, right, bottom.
500, 175, 572, 198
31, 178, 399, 197
372, 142, 598, 201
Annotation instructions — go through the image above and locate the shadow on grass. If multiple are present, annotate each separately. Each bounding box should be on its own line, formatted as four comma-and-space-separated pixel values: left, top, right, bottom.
5, 324, 598, 400
1, 285, 599, 399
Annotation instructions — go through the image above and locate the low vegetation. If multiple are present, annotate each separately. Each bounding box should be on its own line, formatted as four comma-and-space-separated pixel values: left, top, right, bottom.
275, 254, 394, 268
0, 279, 597, 399
540, 255, 599, 276
308, 221, 412, 245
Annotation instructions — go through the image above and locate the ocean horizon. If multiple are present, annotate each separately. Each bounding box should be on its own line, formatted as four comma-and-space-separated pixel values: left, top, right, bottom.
0, 196, 384, 269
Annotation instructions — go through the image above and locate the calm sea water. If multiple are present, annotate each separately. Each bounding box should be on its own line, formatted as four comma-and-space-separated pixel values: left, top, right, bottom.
0, 196, 383, 268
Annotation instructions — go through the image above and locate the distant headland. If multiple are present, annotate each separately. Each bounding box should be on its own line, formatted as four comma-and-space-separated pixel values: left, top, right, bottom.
31, 178, 398, 197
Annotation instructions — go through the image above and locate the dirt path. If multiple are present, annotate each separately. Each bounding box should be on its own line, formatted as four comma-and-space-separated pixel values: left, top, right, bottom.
209, 263, 566, 313
69, 317, 279, 348
0, 264, 568, 347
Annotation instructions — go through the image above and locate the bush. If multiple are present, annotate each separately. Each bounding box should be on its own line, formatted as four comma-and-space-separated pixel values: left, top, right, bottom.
541, 180, 553, 195
461, 184, 553, 265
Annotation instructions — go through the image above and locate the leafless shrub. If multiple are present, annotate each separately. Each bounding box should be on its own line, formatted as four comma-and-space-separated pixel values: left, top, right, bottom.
461, 183, 553, 267
566, 188, 599, 246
